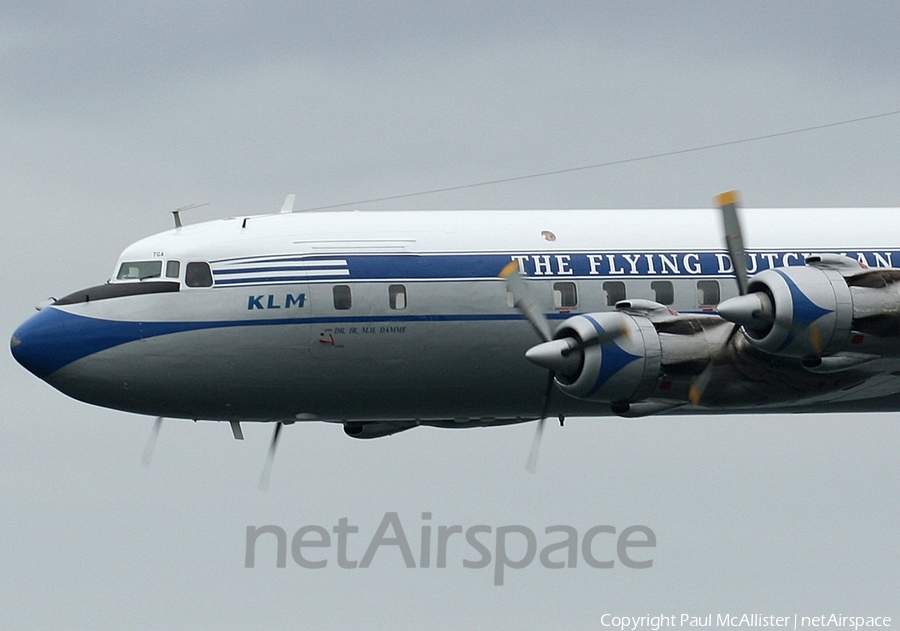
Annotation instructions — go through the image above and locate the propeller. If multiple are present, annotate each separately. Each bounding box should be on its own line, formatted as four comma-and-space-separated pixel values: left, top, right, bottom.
258, 421, 284, 491
500, 261, 627, 471
717, 191, 824, 356
689, 191, 749, 405
500, 262, 556, 471
141, 416, 164, 467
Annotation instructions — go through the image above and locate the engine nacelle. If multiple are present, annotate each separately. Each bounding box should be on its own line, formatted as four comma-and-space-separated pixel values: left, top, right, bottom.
718, 266, 853, 358
548, 312, 662, 403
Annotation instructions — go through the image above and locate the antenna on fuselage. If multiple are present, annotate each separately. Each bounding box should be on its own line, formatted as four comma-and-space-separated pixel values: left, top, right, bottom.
280, 194, 296, 214
171, 202, 210, 228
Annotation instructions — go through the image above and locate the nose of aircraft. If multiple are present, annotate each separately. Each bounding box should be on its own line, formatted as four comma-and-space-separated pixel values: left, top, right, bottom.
10, 307, 73, 379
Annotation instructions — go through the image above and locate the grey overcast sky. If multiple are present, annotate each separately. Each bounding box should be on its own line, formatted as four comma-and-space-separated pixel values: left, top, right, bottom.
2, 3, 899, 629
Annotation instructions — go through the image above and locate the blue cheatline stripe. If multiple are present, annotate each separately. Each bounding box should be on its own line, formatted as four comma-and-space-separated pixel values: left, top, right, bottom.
209, 250, 899, 282
12, 307, 555, 379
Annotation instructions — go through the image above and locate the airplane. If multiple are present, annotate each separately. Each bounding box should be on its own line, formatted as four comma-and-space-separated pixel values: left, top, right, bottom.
11, 191, 900, 477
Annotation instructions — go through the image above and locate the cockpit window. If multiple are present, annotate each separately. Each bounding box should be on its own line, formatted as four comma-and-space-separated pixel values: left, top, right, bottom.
185, 262, 213, 287
117, 260, 162, 281
165, 260, 181, 279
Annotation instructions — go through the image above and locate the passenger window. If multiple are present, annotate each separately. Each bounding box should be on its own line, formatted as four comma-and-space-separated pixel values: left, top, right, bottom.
117, 260, 162, 280
697, 280, 720, 305
603, 281, 626, 307
185, 262, 213, 287
389, 285, 407, 310
651, 280, 674, 305
553, 282, 577, 308
166, 260, 181, 279
333, 285, 352, 310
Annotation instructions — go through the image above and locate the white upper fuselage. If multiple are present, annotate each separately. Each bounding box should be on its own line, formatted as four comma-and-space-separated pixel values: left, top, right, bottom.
118, 207, 897, 268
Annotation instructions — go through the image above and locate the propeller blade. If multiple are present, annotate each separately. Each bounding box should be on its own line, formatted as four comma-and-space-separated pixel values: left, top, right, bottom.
717, 191, 749, 296
141, 416, 164, 467
525, 417, 546, 473
689, 323, 740, 405
538, 369, 555, 422
500, 261, 553, 343
525, 371, 557, 473
258, 421, 284, 492
809, 323, 823, 357
688, 363, 713, 406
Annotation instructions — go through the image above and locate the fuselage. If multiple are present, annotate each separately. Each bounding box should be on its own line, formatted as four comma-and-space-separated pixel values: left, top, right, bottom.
11, 207, 900, 429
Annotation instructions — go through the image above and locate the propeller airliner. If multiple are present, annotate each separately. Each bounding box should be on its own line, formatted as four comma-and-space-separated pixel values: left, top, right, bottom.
11, 192, 900, 476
